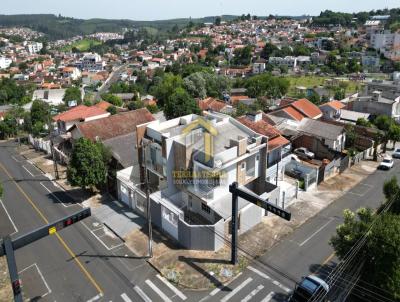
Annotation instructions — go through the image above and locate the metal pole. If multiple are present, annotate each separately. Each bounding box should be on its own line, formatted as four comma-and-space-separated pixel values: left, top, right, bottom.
231, 182, 239, 265
142, 141, 153, 258
50, 139, 59, 180
3, 236, 23, 302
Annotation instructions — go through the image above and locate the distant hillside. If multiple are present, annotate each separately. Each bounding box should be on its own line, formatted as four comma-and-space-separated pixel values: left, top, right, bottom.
0, 14, 240, 40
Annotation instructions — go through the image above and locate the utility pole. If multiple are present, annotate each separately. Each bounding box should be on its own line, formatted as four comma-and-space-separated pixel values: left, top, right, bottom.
141, 140, 153, 258
50, 138, 59, 180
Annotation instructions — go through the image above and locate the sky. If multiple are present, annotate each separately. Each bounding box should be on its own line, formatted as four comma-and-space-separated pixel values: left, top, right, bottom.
1, 0, 399, 21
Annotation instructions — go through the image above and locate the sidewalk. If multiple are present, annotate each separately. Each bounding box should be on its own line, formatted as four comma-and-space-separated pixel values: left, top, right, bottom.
124, 160, 379, 290
0, 257, 12, 302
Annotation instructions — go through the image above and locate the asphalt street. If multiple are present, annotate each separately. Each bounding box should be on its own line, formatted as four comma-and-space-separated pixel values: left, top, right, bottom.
1, 140, 397, 302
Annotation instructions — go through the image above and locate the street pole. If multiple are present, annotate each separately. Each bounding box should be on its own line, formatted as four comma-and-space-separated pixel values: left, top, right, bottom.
142, 140, 153, 258
50, 139, 59, 180
230, 182, 239, 265
3, 236, 23, 302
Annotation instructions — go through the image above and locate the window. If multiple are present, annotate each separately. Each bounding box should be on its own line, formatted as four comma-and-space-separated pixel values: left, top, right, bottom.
201, 203, 211, 214
256, 154, 260, 161
241, 162, 246, 170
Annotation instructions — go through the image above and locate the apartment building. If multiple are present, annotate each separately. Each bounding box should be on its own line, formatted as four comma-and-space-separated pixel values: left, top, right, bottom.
76, 53, 105, 71
135, 112, 281, 251
25, 41, 43, 54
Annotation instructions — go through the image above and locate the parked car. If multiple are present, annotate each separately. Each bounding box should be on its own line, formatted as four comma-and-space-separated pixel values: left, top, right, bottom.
289, 275, 330, 302
378, 158, 394, 170
294, 147, 315, 160
392, 149, 400, 159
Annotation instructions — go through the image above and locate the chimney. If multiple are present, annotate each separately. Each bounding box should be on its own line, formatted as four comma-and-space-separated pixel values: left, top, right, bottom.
246, 111, 262, 122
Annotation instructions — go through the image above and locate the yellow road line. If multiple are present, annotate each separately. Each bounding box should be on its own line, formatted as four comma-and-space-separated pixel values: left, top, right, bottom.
0, 162, 103, 294
313, 252, 336, 275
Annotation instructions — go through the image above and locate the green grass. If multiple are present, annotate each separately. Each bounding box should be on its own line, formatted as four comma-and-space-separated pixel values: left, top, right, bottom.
60, 39, 102, 52
286, 75, 361, 97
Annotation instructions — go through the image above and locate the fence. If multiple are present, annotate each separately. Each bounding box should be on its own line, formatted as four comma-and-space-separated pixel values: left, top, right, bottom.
28, 135, 51, 154
285, 161, 319, 191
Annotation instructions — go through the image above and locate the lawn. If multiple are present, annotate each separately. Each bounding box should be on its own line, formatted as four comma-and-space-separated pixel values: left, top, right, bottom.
61, 39, 102, 52
286, 75, 362, 97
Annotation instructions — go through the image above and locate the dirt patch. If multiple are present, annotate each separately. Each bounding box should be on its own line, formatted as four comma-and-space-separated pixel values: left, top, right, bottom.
0, 257, 12, 302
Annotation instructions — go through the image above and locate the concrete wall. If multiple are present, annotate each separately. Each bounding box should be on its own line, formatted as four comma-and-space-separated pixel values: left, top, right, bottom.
240, 204, 264, 233
293, 135, 335, 160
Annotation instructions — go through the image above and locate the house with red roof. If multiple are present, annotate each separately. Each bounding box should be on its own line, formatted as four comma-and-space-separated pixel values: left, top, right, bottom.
53, 105, 110, 133
197, 97, 232, 114
269, 98, 322, 122
319, 100, 346, 121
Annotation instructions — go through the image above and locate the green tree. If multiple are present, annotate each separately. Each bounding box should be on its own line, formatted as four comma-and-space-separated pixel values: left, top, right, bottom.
106, 106, 117, 115
308, 91, 321, 105
373, 115, 393, 152
150, 73, 184, 107
31, 121, 45, 137
356, 118, 372, 127
63, 87, 82, 105
388, 124, 400, 149
101, 93, 123, 107
260, 43, 278, 60
383, 176, 399, 201
127, 100, 144, 111
30, 100, 50, 126
67, 138, 107, 190
163, 87, 200, 119
214, 16, 222, 26
146, 104, 159, 114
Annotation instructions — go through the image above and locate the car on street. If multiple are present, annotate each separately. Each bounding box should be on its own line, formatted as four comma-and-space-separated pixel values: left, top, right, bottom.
392, 148, 400, 158
378, 158, 394, 170
294, 147, 315, 160
289, 275, 330, 302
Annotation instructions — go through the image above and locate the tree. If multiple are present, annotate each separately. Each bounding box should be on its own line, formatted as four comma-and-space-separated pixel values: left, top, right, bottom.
150, 73, 184, 107
214, 16, 222, 26
334, 89, 345, 100
101, 93, 123, 107
260, 43, 278, 60
383, 176, 399, 201
63, 87, 82, 105
106, 106, 117, 115
30, 100, 50, 126
67, 138, 107, 190
163, 87, 200, 120
373, 115, 393, 152
127, 100, 144, 111
308, 91, 321, 105
146, 104, 159, 114
388, 124, 400, 149
356, 118, 372, 127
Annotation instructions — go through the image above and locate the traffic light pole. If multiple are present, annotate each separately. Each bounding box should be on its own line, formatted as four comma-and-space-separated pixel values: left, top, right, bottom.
3, 236, 22, 302
229, 182, 291, 265
231, 182, 239, 265
0, 208, 91, 302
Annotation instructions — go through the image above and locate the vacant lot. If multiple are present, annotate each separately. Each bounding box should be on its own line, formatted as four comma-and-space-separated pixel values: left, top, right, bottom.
61, 39, 102, 52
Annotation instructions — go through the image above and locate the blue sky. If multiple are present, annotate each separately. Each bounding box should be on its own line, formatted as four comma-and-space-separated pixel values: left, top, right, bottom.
1, 0, 399, 20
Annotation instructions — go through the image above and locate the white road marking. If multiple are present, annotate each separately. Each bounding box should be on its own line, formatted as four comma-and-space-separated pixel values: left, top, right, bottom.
209, 272, 243, 297
299, 218, 334, 247
11, 155, 23, 162
19, 263, 51, 297
114, 200, 124, 208
40, 182, 81, 208
145, 279, 172, 302
86, 293, 103, 302
248, 266, 290, 293
156, 274, 187, 300
120, 293, 132, 302
241, 284, 264, 302
0, 199, 18, 235
22, 165, 34, 176
134, 286, 152, 302
221, 277, 253, 302
347, 191, 364, 197
261, 292, 275, 302
80, 221, 123, 251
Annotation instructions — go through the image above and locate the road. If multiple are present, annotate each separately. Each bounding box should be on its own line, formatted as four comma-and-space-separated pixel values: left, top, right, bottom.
1, 140, 397, 302
94, 64, 128, 101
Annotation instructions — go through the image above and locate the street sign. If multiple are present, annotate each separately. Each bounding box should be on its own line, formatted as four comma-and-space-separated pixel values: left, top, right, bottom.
229, 183, 291, 221
229, 182, 292, 265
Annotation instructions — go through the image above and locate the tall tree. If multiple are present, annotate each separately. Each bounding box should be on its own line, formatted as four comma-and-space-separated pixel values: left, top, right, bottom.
63, 87, 82, 105
163, 87, 200, 120
67, 138, 107, 190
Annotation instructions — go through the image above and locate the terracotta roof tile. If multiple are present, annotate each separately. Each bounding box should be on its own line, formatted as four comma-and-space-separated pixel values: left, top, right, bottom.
75, 108, 155, 141
53, 105, 108, 122
321, 100, 346, 110
291, 99, 322, 119
268, 135, 290, 151
95, 101, 113, 110
237, 115, 281, 138
282, 106, 305, 121
198, 97, 227, 112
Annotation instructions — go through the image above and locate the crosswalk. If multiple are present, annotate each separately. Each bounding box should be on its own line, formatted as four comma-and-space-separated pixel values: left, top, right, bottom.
106, 265, 292, 302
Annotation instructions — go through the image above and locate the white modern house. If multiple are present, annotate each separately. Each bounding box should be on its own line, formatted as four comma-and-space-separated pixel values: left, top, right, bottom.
132, 112, 281, 251
0, 57, 12, 69
25, 42, 43, 54
76, 53, 105, 71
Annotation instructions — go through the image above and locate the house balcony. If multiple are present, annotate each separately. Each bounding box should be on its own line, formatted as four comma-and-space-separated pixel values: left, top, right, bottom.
244, 178, 280, 202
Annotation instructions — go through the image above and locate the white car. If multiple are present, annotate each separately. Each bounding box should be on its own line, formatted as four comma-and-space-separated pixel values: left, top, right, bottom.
294, 147, 315, 160
379, 158, 394, 170
392, 148, 400, 159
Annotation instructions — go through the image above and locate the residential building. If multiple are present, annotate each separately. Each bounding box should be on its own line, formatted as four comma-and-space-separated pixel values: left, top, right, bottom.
0, 57, 12, 69
61, 67, 82, 81
269, 98, 323, 122
32, 89, 66, 106
135, 112, 281, 251
361, 56, 380, 72
297, 118, 346, 152
319, 100, 346, 121
370, 30, 400, 60
53, 105, 110, 133
197, 97, 233, 114
252, 60, 266, 74
269, 56, 297, 68
25, 41, 43, 54
76, 53, 105, 71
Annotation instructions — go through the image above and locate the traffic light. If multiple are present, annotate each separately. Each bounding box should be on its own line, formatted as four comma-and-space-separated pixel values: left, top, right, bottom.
12, 279, 21, 295
61, 208, 91, 230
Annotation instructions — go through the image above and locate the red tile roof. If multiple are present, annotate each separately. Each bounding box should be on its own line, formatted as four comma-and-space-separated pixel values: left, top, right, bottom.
198, 97, 227, 112
282, 106, 305, 121
268, 135, 290, 151
321, 100, 346, 110
290, 99, 322, 119
74, 108, 155, 141
95, 101, 113, 111
230, 95, 249, 106
237, 115, 281, 138
53, 105, 108, 122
